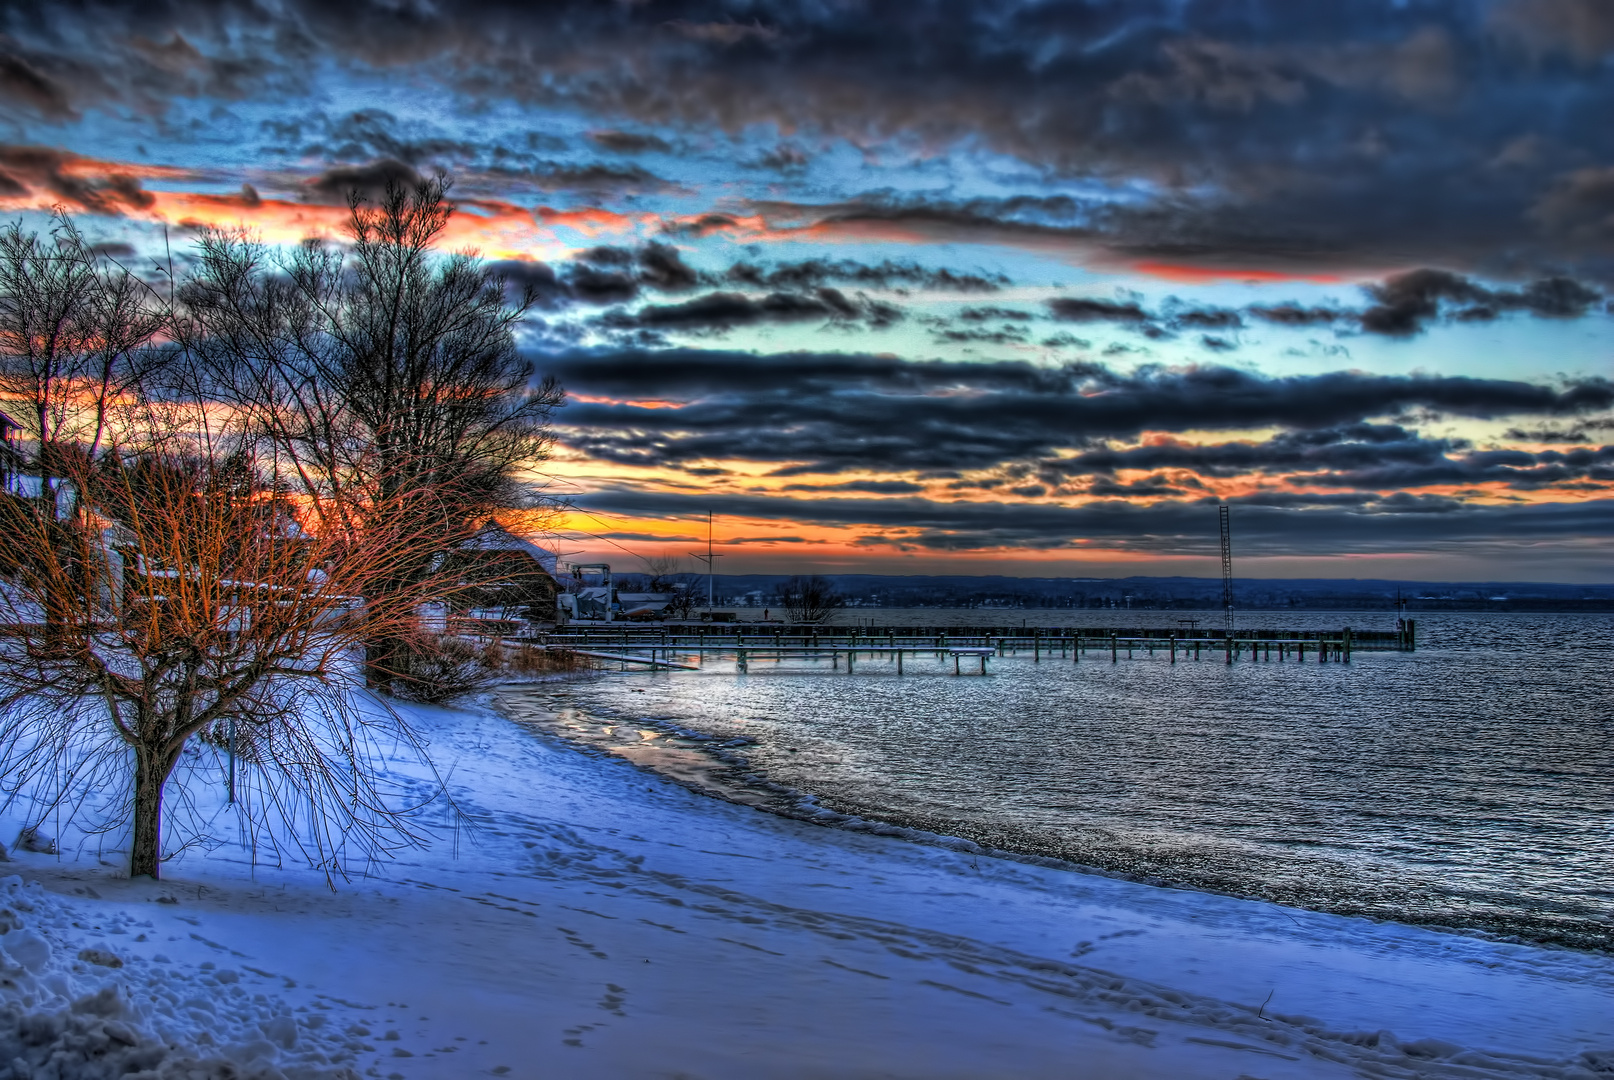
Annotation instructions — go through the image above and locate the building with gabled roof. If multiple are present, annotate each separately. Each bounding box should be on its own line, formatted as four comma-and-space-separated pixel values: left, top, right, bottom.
447, 521, 560, 631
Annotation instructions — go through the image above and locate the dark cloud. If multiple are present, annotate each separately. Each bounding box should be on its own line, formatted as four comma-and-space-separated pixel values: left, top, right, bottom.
566, 264, 639, 305
932, 326, 1031, 346
290, 109, 478, 166
1047, 297, 1149, 323
636, 241, 700, 291
486, 259, 571, 307
604, 290, 835, 331
1038, 270, 1604, 338
723, 257, 1005, 292
1532, 166, 1614, 257
576, 246, 634, 268
755, 193, 1094, 251
598, 288, 898, 333
89, 241, 137, 259
305, 158, 422, 202
1171, 307, 1243, 329
755, 143, 810, 171
10, 1, 1614, 275
1028, 426, 1614, 493
1362, 268, 1602, 336
0, 43, 73, 119
667, 213, 741, 239
1298, 444, 1614, 492
500, 243, 702, 307
522, 162, 668, 192
1044, 424, 1457, 476
1248, 304, 1350, 326
0, 14, 287, 122
0, 144, 154, 213
1504, 417, 1614, 443
1086, 476, 1184, 498
545, 347, 1614, 476
576, 484, 1614, 557
589, 130, 672, 154
1489, 0, 1614, 63
957, 306, 1033, 322
1361, 269, 1491, 336
1517, 275, 1605, 317
781, 480, 925, 494
267, 110, 679, 197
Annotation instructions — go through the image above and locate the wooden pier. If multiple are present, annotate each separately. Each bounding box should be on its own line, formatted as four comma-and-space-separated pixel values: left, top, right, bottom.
521, 621, 1416, 673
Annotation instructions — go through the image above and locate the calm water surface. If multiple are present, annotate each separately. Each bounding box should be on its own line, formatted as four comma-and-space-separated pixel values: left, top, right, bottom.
502, 610, 1613, 951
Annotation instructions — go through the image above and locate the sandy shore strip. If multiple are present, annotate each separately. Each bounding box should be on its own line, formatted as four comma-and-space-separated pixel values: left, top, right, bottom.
2, 692, 1610, 1079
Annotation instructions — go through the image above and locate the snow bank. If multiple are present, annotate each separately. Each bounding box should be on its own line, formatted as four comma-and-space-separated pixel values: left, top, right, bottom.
0, 876, 359, 1079
0, 685, 1606, 1079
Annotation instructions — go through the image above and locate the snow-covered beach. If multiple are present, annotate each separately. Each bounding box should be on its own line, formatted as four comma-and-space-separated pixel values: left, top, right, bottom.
2, 691, 1610, 1079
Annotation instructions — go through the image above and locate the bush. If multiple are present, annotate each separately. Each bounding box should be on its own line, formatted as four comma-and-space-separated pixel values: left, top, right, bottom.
509, 644, 592, 674
392, 635, 494, 704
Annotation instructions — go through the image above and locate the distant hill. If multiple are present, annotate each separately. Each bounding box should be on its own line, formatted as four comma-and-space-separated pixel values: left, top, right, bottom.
620, 573, 1614, 613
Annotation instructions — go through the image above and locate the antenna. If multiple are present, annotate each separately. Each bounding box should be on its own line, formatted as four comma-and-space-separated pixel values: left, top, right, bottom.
687, 511, 723, 611
1219, 503, 1235, 647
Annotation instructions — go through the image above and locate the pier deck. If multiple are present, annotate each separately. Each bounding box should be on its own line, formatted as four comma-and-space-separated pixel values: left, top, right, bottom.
519, 621, 1415, 671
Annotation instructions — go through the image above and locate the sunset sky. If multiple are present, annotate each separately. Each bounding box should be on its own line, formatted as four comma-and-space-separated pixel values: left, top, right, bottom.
2, 0, 1612, 579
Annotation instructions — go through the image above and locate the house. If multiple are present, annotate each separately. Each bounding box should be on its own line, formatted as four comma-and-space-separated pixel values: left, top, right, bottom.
447, 522, 560, 632
0, 408, 30, 499
556, 563, 612, 622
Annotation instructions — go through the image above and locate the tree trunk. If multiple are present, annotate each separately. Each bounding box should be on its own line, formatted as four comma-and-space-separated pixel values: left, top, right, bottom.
366, 635, 408, 694
130, 746, 175, 879
364, 638, 388, 692
365, 586, 419, 694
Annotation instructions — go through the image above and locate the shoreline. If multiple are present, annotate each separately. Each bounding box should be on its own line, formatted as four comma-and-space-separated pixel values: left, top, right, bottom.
494, 676, 1613, 956
2, 691, 1610, 1077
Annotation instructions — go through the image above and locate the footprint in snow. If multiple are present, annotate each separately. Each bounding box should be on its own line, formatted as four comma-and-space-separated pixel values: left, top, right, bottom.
599, 983, 628, 1016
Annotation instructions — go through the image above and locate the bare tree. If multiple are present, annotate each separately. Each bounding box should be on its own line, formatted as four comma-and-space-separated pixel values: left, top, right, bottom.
781, 575, 843, 625
178, 176, 564, 693
644, 554, 697, 620
0, 211, 169, 516
0, 212, 504, 881
0, 374, 468, 879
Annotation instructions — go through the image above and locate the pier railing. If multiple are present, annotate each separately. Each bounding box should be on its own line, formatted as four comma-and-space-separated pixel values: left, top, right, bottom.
512, 621, 1415, 672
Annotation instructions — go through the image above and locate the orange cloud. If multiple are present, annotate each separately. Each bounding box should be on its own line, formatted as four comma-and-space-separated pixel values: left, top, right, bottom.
536, 205, 647, 237
150, 190, 348, 240
0, 145, 655, 259
1131, 261, 1346, 285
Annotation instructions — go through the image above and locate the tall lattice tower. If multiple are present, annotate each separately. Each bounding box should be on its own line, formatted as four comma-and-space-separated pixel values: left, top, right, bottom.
1219, 503, 1235, 643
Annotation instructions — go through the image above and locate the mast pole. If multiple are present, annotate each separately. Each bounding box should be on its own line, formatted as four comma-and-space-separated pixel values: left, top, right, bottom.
1219, 503, 1235, 650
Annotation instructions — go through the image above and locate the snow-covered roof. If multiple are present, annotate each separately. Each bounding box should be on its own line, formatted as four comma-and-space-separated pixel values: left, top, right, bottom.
461, 522, 557, 572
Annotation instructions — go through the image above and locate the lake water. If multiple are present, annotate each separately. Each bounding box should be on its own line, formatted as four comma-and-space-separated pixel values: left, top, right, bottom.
498, 610, 1614, 952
